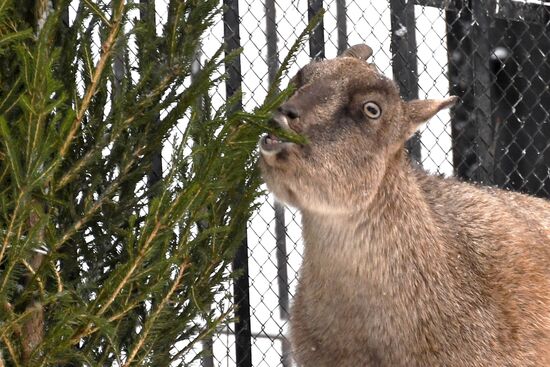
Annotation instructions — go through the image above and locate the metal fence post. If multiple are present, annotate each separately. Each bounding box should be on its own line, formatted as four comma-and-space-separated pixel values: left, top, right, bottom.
274, 203, 291, 367
308, 0, 325, 59
336, 0, 348, 55
390, 0, 421, 163
139, 0, 163, 188
266, 0, 277, 84
471, 0, 495, 184
189, 49, 216, 367
223, 1, 253, 366
265, 2, 292, 365
446, 2, 477, 180
447, 0, 495, 184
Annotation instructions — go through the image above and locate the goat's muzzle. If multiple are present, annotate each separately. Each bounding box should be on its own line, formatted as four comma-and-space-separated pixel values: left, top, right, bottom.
259, 113, 297, 157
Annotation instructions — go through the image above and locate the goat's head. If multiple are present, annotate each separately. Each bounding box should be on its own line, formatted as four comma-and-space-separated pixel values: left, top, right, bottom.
259, 44, 457, 214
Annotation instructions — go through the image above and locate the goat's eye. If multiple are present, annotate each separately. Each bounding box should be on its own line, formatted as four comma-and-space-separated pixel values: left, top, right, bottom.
363, 101, 381, 119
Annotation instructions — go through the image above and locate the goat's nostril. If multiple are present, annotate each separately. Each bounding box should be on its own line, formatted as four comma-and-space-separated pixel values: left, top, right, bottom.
286, 108, 300, 119
279, 104, 300, 119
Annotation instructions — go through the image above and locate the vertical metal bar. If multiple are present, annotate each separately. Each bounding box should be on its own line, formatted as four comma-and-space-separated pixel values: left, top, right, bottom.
148, 141, 163, 186
266, 0, 278, 83
471, 0, 495, 184
138, 3, 165, 365
274, 203, 292, 367
231, 241, 252, 367
113, 36, 124, 98
190, 51, 216, 367
447, 2, 537, 189
265, 1, 292, 366
265, 0, 286, 320
201, 338, 214, 367
224, 0, 244, 109
336, 0, 347, 55
490, 25, 517, 190
139, 0, 163, 187
308, 0, 325, 59
446, 2, 476, 179
447, 1, 495, 183
389, 0, 421, 163
58, 0, 81, 286
223, 2, 252, 367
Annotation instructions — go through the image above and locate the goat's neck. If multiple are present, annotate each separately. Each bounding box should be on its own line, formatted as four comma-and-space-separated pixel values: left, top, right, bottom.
300, 152, 446, 288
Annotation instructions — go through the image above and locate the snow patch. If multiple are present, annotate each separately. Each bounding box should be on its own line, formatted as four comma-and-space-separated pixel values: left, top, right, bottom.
490, 46, 510, 61
394, 23, 407, 37
36, 0, 54, 34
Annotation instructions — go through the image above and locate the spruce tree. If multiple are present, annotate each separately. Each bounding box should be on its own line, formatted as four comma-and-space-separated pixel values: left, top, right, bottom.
0, 0, 317, 365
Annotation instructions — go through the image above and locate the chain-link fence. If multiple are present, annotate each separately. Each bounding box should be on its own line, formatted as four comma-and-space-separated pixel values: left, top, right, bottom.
201, 0, 550, 366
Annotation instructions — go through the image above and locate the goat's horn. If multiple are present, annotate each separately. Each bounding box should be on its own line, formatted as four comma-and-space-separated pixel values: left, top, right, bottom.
340, 44, 373, 61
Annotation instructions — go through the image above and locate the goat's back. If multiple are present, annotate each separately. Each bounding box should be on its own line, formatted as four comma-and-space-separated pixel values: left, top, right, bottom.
417, 173, 550, 364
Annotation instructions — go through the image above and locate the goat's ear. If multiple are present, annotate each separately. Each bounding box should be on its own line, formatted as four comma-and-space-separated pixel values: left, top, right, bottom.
340, 44, 373, 61
406, 96, 458, 125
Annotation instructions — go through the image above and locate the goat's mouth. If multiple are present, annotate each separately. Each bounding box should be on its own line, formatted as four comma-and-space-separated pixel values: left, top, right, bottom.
259, 113, 302, 157
260, 133, 294, 154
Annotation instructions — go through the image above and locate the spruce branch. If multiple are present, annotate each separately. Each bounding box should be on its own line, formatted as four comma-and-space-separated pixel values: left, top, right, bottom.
0, 190, 26, 268
0, 28, 33, 48
123, 259, 191, 366
82, 0, 111, 27
0, 335, 19, 367
0, 302, 43, 341
95, 220, 163, 317
169, 308, 232, 363
53, 151, 143, 249
59, 0, 125, 158
50, 260, 63, 293
21, 257, 45, 295
69, 218, 166, 345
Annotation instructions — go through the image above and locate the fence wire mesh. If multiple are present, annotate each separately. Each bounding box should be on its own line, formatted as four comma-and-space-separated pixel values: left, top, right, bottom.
195, 1, 550, 366
66, 0, 550, 365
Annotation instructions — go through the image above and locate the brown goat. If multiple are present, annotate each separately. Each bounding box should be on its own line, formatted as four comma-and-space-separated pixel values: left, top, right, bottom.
258, 44, 550, 366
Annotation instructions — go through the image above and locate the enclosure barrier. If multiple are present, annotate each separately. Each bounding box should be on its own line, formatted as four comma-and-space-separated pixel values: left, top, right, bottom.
215, 0, 550, 366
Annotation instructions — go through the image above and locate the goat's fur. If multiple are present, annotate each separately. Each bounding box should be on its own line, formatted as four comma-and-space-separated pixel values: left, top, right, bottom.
258, 44, 550, 366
